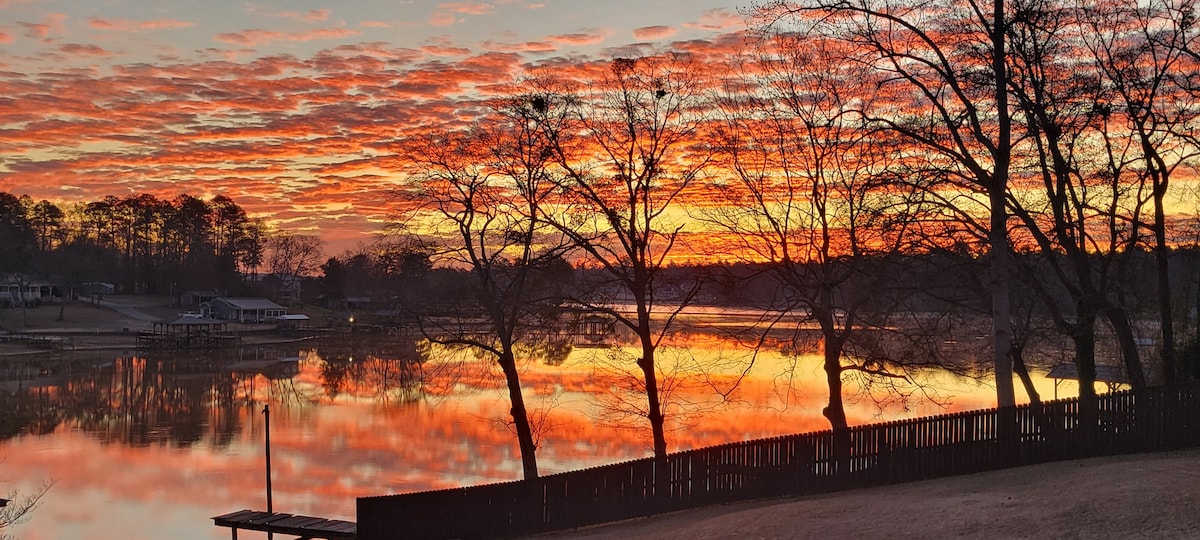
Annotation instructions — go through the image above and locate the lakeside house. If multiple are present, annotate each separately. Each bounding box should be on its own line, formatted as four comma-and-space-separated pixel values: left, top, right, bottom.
0, 275, 58, 307
202, 297, 287, 323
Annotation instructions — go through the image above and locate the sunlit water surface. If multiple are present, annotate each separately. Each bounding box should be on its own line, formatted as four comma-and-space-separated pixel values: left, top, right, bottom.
1, 322, 1079, 540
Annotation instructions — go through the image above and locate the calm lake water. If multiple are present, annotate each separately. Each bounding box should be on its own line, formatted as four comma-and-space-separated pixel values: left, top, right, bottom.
1, 316, 1080, 540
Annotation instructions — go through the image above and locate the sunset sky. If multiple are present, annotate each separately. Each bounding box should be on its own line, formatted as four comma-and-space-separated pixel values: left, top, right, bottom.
0, 0, 748, 253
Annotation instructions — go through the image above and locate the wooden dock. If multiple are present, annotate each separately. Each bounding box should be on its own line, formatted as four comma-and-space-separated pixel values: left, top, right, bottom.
212, 509, 356, 539
0, 333, 72, 350
138, 316, 242, 350
137, 332, 242, 349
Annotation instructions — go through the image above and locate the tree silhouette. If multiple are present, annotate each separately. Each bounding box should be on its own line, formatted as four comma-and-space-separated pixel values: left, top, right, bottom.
531, 54, 713, 478
755, 0, 1020, 412
708, 31, 941, 470
392, 94, 573, 480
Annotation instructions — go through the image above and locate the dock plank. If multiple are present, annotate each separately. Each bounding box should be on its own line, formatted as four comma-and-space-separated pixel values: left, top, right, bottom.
274, 516, 328, 528
213, 509, 259, 522
213, 509, 356, 539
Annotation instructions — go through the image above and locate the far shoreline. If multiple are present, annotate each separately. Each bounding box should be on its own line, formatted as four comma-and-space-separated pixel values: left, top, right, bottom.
0, 297, 332, 357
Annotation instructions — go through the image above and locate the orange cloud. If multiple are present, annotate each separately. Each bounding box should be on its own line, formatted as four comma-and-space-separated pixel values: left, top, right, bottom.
683, 8, 746, 32
479, 39, 556, 53
429, 1, 496, 27
87, 17, 121, 30
248, 6, 331, 22
89, 17, 196, 31
0, 32, 11, 44
481, 29, 609, 54
0, 28, 763, 255
59, 43, 113, 56
549, 30, 607, 46
422, 35, 471, 56
215, 27, 361, 47
141, 19, 195, 30
635, 30, 750, 68
440, 2, 496, 15
288, 9, 331, 21
633, 25, 676, 40
428, 12, 457, 27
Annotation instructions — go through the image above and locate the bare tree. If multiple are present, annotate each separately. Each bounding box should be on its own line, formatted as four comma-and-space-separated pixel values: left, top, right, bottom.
265, 234, 323, 300
0, 476, 52, 538
1080, 0, 1200, 384
993, 0, 1128, 413
706, 32, 940, 470
392, 94, 572, 480
755, 0, 1019, 410
533, 54, 713, 472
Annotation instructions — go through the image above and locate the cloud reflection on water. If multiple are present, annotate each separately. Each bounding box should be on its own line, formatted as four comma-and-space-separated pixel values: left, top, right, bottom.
0, 330, 1072, 539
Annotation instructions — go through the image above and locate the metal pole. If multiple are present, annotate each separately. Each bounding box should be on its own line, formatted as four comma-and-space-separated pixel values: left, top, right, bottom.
263, 404, 274, 540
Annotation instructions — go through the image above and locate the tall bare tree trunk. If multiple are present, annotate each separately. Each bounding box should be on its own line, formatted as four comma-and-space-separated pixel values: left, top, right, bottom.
1012, 344, 1042, 406
636, 306, 668, 495
821, 334, 850, 474
499, 350, 539, 480
1073, 301, 1100, 443
991, 0, 1016, 411
1154, 186, 1177, 384
1104, 305, 1147, 387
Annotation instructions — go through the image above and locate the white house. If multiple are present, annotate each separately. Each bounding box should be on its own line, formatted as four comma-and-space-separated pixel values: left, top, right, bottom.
0, 275, 56, 307
202, 297, 287, 323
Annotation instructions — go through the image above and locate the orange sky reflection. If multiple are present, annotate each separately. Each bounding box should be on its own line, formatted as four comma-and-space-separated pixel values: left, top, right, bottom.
1, 334, 1079, 540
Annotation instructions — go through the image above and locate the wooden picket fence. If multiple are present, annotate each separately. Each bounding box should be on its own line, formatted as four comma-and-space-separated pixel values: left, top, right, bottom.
357, 383, 1200, 539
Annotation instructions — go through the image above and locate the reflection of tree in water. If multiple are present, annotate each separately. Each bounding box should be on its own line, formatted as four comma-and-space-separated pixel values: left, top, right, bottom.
516, 332, 574, 366
583, 340, 743, 446
68, 356, 221, 447
321, 357, 351, 399
0, 341, 431, 447
762, 322, 972, 418
0, 352, 257, 448
309, 336, 428, 404
0, 387, 62, 439
207, 372, 243, 448
352, 356, 425, 404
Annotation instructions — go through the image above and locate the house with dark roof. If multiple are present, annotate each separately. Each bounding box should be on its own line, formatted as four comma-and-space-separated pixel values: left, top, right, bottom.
202, 297, 287, 323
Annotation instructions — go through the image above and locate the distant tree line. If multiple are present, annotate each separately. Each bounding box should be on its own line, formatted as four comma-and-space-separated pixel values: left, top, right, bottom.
0, 191, 271, 299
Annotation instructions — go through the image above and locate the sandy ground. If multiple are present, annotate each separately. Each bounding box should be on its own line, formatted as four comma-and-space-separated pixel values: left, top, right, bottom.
537, 449, 1200, 539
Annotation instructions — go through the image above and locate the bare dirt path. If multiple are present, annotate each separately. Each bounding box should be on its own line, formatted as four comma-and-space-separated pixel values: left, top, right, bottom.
536, 449, 1200, 539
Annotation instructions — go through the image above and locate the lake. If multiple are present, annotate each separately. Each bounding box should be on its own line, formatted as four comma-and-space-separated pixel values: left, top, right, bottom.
0, 319, 1079, 540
